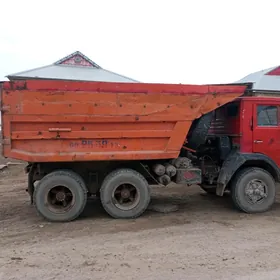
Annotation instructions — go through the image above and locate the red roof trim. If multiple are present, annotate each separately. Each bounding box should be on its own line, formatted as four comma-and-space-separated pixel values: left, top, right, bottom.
266, 66, 280, 76
54, 51, 101, 68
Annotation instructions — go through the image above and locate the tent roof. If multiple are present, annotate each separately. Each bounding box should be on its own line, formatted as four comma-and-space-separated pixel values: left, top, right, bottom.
236, 65, 280, 91
7, 51, 138, 83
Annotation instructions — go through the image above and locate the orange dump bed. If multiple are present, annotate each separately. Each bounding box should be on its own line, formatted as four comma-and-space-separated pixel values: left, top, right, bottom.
0, 80, 246, 162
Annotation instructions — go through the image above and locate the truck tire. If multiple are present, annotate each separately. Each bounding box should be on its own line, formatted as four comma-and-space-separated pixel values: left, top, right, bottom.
34, 170, 87, 222
100, 169, 150, 219
231, 167, 276, 213
187, 112, 213, 150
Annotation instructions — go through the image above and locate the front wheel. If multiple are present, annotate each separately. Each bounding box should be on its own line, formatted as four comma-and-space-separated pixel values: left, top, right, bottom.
231, 167, 276, 213
100, 169, 150, 219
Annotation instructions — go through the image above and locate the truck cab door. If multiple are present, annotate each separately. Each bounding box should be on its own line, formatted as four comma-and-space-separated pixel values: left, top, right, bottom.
252, 103, 280, 166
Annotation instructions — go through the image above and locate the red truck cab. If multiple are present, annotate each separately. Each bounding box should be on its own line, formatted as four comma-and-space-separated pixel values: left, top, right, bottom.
193, 90, 280, 214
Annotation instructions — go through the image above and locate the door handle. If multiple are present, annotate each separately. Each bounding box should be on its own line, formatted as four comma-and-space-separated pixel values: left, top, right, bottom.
254, 140, 263, 144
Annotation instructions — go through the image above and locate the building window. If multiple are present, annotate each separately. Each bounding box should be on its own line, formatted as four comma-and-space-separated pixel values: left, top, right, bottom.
257, 105, 278, 126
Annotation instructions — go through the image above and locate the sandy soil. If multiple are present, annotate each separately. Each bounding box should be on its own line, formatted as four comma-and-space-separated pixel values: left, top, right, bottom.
1, 163, 280, 280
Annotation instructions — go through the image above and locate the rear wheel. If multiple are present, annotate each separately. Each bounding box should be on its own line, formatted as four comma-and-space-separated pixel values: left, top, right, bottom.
100, 169, 150, 219
34, 170, 87, 222
231, 167, 276, 213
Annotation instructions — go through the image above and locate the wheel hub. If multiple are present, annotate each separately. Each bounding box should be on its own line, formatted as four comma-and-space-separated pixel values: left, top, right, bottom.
113, 184, 140, 211
47, 185, 74, 213
121, 189, 130, 199
245, 179, 267, 203
56, 191, 66, 202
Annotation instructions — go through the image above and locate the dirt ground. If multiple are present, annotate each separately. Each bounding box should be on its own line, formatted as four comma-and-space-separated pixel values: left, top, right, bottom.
1, 164, 280, 280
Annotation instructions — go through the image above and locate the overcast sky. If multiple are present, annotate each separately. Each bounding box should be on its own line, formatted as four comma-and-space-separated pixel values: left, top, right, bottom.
0, 0, 279, 84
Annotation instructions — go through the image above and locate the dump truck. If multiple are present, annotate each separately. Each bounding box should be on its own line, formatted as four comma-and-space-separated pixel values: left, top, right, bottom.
1, 79, 278, 222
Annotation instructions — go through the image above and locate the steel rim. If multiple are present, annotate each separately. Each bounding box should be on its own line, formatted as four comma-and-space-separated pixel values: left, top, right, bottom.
112, 184, 140, 211
245, 179, 268, 204
46, 186, 75, 213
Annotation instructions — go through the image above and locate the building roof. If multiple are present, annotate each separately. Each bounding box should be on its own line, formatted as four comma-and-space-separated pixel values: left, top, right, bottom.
236, 65, 280, 91
7, 51, 139, 83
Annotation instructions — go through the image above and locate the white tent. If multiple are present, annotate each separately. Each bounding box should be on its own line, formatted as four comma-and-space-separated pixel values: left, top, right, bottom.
7, 51, 138, 83
236, 66, 280, 91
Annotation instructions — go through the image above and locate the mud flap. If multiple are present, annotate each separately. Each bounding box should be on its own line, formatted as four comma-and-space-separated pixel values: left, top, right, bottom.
26, 164, 35, 204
